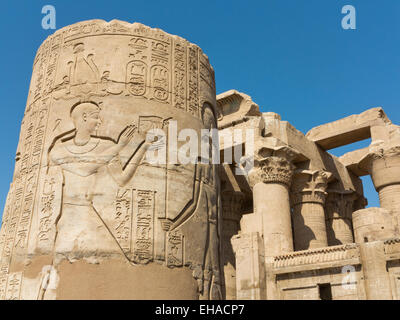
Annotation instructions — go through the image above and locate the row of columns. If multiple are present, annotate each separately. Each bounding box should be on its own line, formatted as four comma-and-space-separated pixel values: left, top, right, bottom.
246, 148, 357, 258
226, 144, 400, 300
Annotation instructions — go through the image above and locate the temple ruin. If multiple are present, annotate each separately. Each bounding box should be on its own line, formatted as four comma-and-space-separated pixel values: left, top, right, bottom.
0, 20, 399, 300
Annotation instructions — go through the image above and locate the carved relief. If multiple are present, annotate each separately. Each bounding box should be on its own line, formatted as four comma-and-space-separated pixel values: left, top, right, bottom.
187, 45, 199, 116
38, 178, 56, 244
5, 272, 22, 300
126, 37, 149, 96
151, 65, 169, 102
132, 190, 155, 264
291, 170, 332, 205
114, 189, 132, 254
325, 191, 357, 245
45, 101, 151, 263
126, 61, 147, 96
32, 20, 215, 119
167, 229, 183, 267
0, 275, 7, 300
248, 156, 295, 188
173, 41, 187, 110
200, 54, 215, 93
1, 20, 221, 300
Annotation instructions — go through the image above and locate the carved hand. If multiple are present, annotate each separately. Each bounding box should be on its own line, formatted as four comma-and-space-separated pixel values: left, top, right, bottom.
118, 124, 137, 147
159, 218, 173, 231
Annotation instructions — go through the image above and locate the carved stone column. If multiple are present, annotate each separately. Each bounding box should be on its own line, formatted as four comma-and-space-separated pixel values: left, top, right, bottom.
248, 152, 296, 257
325, 190, 356, 245
291, 170, 331, 250
242, 144, 298, 300
221, 190, 244, 300
0, 20, 221, 300
360, 146, 400, 226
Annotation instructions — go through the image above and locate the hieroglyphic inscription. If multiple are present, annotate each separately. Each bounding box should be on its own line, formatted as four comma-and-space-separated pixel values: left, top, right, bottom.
132, 190, 155, 264
16, 106, 50, 250
38, 178, 56, 243
32, 20, 212, 119
5, 272, 22, 300
173, 41, 187, 110
115, 189, 132, 253
200, 54, 215, 94
0, 101, 50, 295
126, 61, 148, 96
0, 188, 13, 263
151, 40, 170, 102
187, 45, 199, 116
167, 230, 184, 267
127, 37, 149, 96
0, 186, 17, 280
0, 275, 7, 300
30, 34, 63, 104
43, 34, 62, 96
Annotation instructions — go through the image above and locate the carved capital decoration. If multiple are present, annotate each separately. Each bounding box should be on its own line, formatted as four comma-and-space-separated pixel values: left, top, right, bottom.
248, 156, 295, 188
360, 145, 400, 191
325, 190, 357, 221
290, 170, 332, 206
360, 145, 400, 171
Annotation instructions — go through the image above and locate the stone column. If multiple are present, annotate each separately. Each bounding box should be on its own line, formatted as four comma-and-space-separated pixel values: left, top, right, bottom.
325, 190, 356, 245
221, 190, 244, 300
245, 145, 297, 300
360, 146, 400, 227
291, 170, 331, 250
248, 150, 296, 257
0, 20, 221, 300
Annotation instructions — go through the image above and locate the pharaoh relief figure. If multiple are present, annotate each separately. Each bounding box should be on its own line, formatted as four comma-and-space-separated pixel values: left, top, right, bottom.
46, 101, 150, 265
163, 103, 223, 300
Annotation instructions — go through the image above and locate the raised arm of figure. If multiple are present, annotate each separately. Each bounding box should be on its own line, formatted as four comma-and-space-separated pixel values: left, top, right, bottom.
101, 124, 140, 162
107, 138, 149, 187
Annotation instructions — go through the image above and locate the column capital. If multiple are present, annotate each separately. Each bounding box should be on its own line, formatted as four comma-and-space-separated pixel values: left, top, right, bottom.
360, 145, 400, 191
245, 144, 299, 188
291, 169, 332, 206
248, 156, 295, 188
325, 190, 357, 220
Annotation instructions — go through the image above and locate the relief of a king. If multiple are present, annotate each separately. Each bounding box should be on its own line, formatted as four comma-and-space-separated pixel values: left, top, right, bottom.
47, 101, 149, 264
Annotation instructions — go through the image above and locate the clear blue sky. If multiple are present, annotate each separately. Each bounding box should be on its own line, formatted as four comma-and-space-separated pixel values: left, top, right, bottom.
1, 0, 399, 217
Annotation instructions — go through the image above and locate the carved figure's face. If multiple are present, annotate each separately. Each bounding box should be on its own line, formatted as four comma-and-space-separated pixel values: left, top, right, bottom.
71, 103, 102, 134
85, 110, 102, 134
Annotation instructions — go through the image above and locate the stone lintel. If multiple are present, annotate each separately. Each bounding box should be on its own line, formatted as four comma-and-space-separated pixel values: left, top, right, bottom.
306, 107, 391, 150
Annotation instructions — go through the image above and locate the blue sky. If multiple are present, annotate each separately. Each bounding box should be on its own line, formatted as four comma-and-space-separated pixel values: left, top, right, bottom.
1, 0, 399, 216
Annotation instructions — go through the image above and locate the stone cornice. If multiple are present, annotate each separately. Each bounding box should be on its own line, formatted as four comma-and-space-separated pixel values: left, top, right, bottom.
273, 243, 359, 269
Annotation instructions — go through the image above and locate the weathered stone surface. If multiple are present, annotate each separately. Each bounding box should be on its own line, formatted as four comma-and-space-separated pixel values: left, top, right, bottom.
0, 19, 222, 300
216, 89, 400, 300
2, 19, 400, 300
